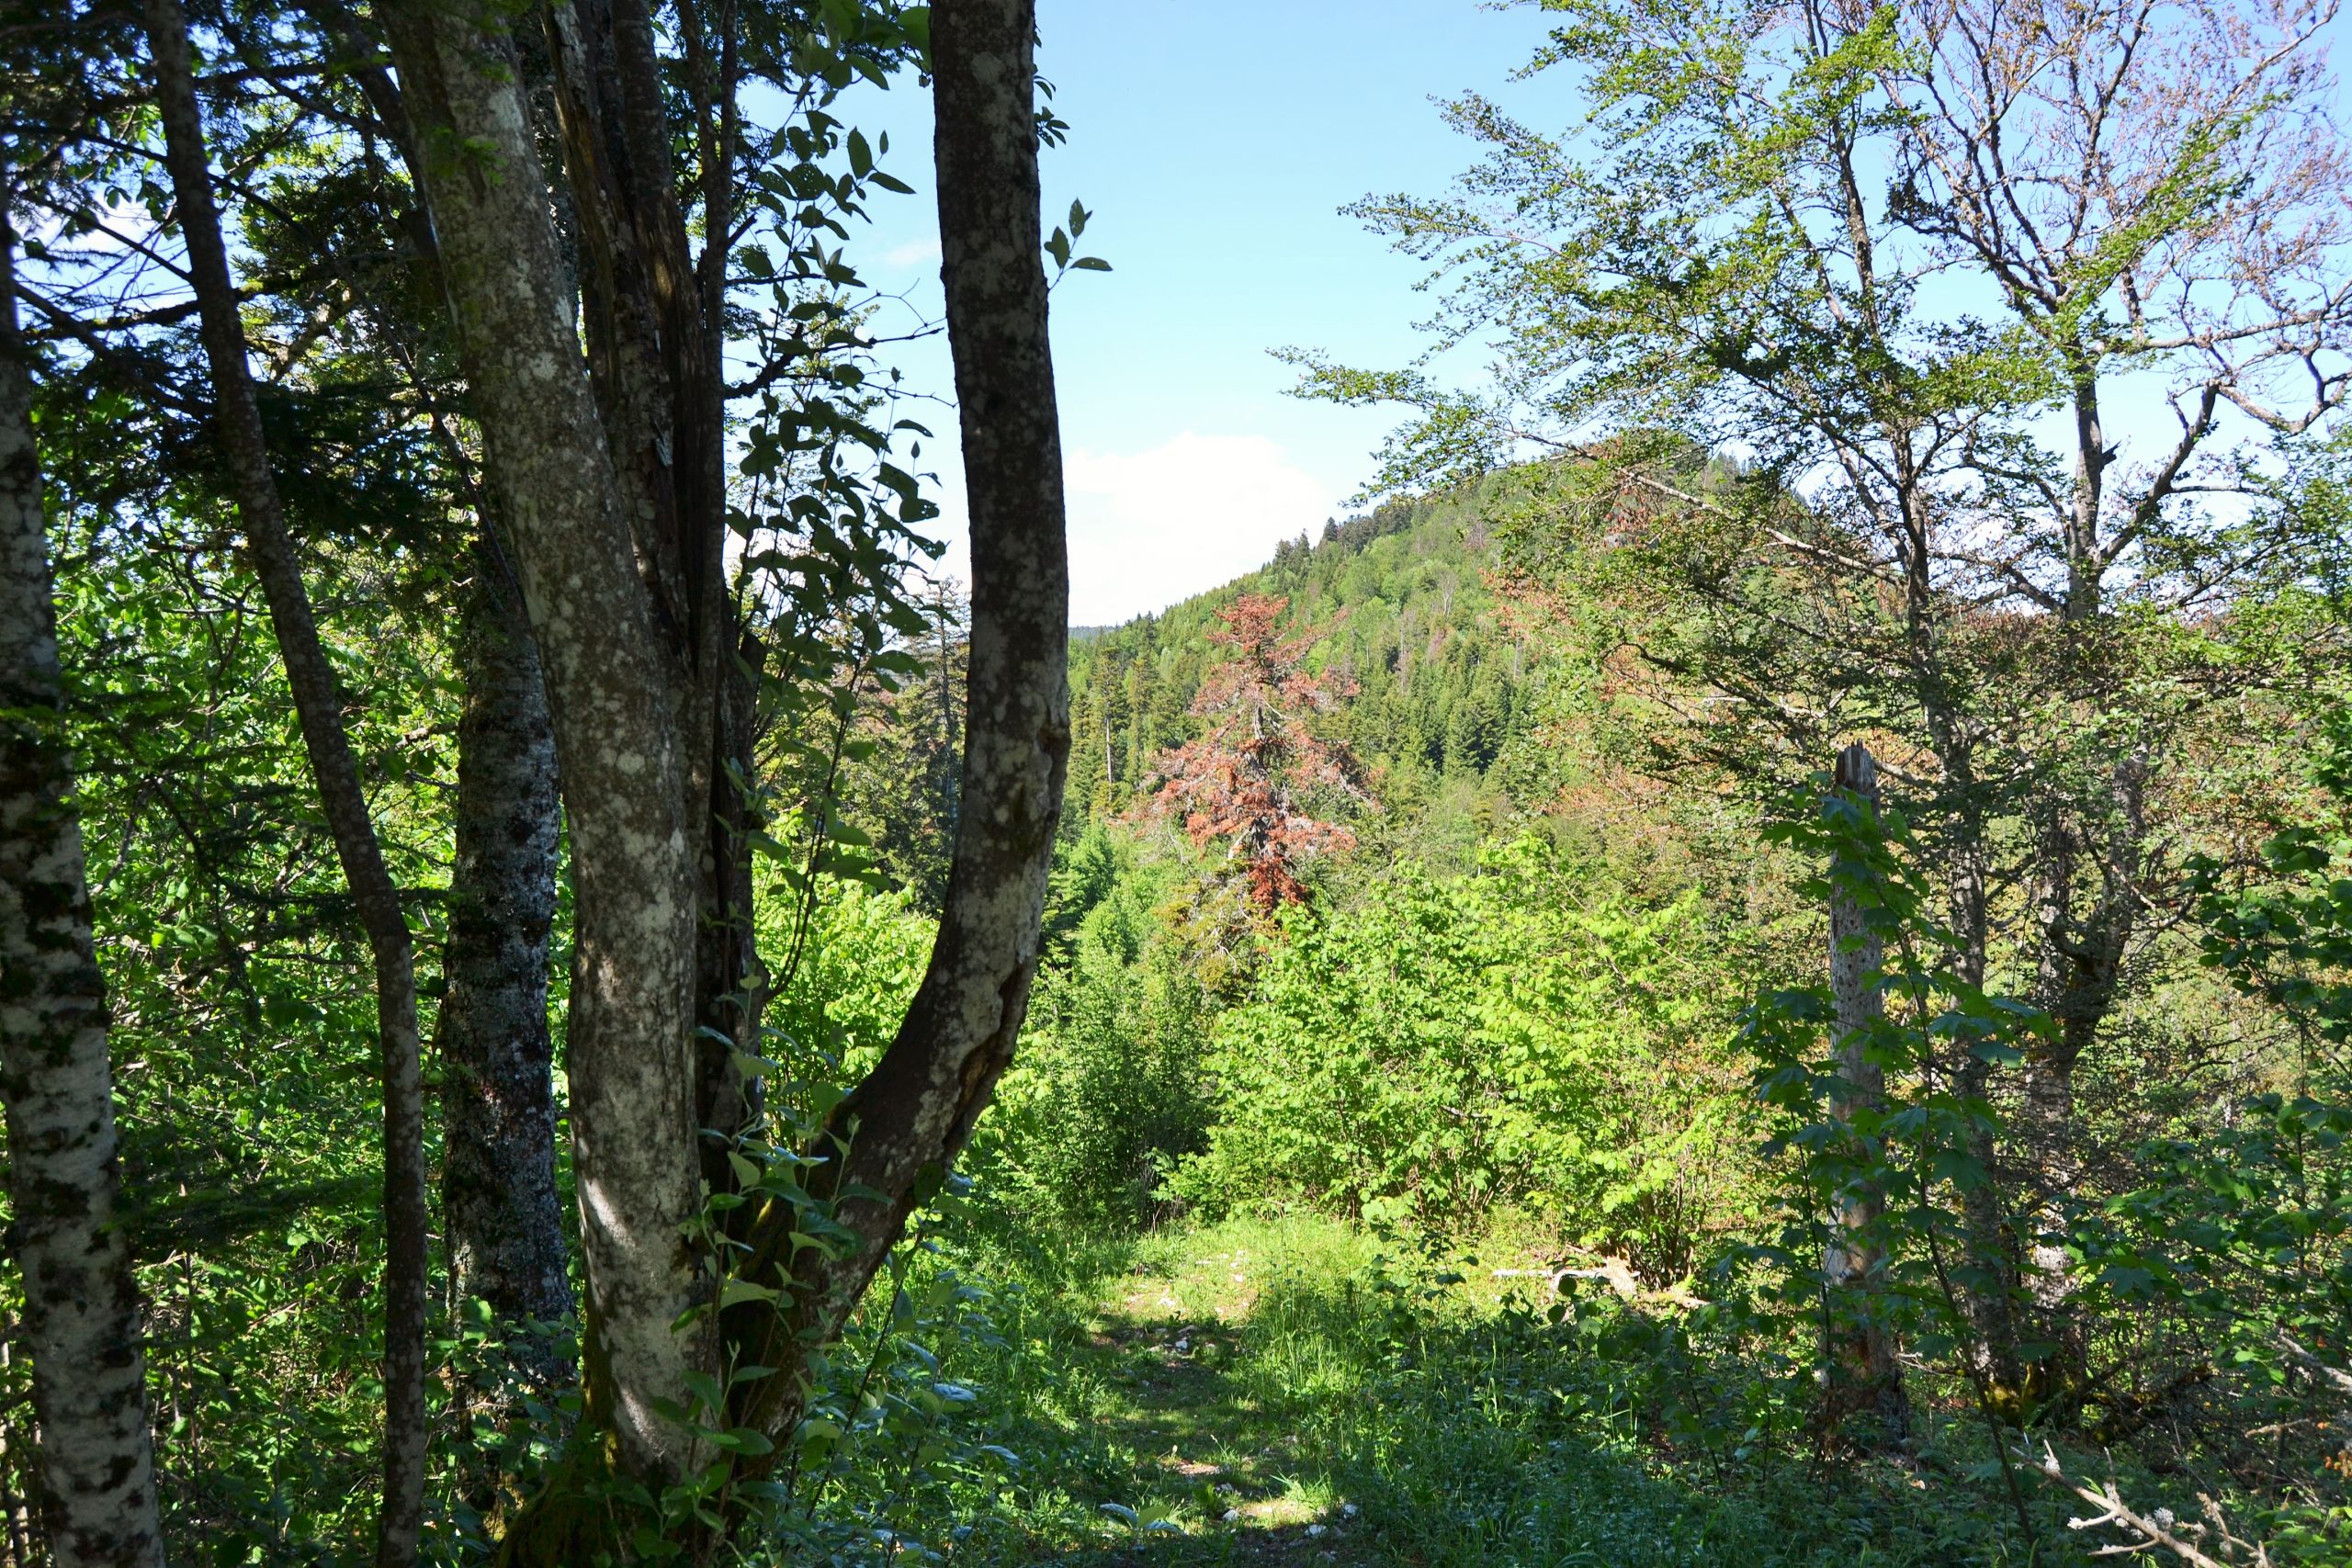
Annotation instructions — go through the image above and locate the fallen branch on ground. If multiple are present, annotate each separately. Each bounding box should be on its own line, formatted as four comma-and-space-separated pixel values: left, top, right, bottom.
2030, 1442, 2271, 1567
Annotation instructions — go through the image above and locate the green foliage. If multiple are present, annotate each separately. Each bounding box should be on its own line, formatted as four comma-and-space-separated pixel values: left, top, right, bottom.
4, 444, 459, 1555
764, 874, 935, 1108
2190, 706, 2352, 1055
769, 1213, 2188, 1566
2076, 705, 2352, 1474
769, 1237, 1020, 1566
6, 0, 2348, 1560
1061, 490, 1582, 876
1176, 840, 1745, 1275
1731, 784, 2044, 1442
972, 835, 1217, 1230
1733, 772, 2352, 1539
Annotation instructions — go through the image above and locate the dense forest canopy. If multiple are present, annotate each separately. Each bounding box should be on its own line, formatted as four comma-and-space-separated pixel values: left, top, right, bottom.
0, 0, 2349, 1565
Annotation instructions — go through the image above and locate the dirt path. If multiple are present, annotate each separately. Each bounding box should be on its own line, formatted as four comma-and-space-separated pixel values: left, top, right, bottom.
1029, 1241, 1385, 1566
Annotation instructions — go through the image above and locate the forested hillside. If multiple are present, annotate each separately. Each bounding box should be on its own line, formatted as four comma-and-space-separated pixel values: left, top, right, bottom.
4, 0, 2350, 1565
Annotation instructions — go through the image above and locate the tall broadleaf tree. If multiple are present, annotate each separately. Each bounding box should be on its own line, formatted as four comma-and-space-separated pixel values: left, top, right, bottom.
1291, 0, 2352, 1390
381, 0, 1070, 1546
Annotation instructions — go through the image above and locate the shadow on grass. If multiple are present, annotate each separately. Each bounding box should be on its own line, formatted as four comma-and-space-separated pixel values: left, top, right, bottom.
910, 1216, 2063, 1568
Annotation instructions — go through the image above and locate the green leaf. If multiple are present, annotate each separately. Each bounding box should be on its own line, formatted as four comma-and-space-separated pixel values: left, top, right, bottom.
718, 1278, 779, 1309
682, 1371, 725, 1415
720, 1427, 775, 1457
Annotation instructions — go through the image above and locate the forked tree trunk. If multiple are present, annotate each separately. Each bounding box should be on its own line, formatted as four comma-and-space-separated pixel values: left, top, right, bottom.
143, 4, 428, 1558
722, 0, 1072, 1432
534, 0, 764, 1201
386, 0, 1068, 1547
0, 189, 167, 1568
438, 542, 571, 1384
1823, 741, 1908, 1446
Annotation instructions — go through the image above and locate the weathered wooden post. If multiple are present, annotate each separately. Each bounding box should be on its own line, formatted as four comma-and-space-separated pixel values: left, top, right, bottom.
1825, 740, 1909, 1444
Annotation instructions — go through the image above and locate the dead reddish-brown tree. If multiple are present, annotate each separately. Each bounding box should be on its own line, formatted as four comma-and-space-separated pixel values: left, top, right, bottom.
1145, 593, 1366, 908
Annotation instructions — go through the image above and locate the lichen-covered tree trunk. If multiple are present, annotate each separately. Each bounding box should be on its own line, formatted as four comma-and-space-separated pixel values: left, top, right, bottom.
142, 4, 432, 1560
387, 0, 1069, 1543
381, 3, 709, 1492
0, 188, 167, 1568
537, 0, 760, 1190
438, 544, 571, 1382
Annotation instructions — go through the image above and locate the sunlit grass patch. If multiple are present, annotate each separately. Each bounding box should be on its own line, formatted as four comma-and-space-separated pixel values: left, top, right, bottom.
797, 1211, 2163, 1566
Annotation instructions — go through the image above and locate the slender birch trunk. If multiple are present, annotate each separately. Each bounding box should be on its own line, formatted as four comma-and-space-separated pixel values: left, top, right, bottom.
0, 185, 167, 1568
141, 5, 427, 1558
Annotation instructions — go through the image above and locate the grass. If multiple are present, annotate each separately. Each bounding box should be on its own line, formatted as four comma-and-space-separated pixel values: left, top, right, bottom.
790, 1213, 2114, 1566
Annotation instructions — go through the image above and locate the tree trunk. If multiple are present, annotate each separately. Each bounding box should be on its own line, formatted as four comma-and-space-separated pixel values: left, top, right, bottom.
2021, 750, 2145, 1403
1938, 744, 2023, 1393
142, 4, 428, 1557
438, 541, 571, 1384
381, 1, 711, 1494
724, 0, 1072, 1449
386, 0, 1069, 1544
695, 629, 767, 1206
1823, 741, 1907, 1446
0, 185, 167, 1568
537, 0, 759, 1187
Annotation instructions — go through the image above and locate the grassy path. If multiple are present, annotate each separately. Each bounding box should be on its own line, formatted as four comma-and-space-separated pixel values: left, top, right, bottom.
922, 1219, 1385, 1567
891, 1216, 2037, 1567
1037, 1230, 1376, 1565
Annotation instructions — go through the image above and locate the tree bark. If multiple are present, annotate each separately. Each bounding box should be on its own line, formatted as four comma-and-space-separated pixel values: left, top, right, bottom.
438, 541, 571, 1385
385, 0, 1069, 1541
724, 0, 1071, 1447
695, 627, 767, 1204
1937, 741, 2024, 1391
1823, 741, 1907, 1446
537, 0, 761, 1190
141, 3, 428, 1558
0, 183, 167, 1568
2020, 750, 2148, 1398
380, 1, 710, 1492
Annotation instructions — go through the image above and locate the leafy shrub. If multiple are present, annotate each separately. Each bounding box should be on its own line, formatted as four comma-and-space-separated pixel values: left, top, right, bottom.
763, 875, 935, 1123
1173, 838, 1746, 1275
972, 848, 1217, 1230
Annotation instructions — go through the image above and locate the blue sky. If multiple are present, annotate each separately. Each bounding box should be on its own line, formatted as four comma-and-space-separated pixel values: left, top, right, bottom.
835, 0, 1562, 624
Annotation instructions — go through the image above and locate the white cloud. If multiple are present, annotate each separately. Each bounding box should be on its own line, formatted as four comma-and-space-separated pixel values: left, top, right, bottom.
882, 236, 943, 269
1063, 433, 1336, 625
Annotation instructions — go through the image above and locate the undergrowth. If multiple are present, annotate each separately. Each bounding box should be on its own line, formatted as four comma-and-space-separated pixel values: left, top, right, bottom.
758, 1212, 2319, 1566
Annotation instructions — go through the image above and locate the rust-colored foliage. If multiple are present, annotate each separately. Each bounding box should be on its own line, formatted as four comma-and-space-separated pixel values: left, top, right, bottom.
1144, 593, 1367, 908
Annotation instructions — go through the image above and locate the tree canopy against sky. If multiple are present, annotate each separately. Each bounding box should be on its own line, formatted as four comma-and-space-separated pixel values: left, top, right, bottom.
2, 0, 1071, 1557
2, 1, 2350, 1564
